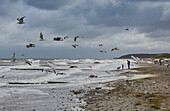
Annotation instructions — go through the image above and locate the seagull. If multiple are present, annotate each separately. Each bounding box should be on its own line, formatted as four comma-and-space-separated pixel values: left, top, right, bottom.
0, 75, 5, 78
12, 52, 16, 63
111, 47, 119, 51
64, 36, 69, 39
39, 32, 45, 41
17, 16, 26, 24
74, 36, 80, 42
72, 44, 78, 48
53, 37, 63, 41
47, 62, 56, 74
99, 44, 103, 46
25, 59, 32, 66
125, 28, 130, 31
26, 44, 35, 48
100, 50, 106, 53
21, 54, 24, 56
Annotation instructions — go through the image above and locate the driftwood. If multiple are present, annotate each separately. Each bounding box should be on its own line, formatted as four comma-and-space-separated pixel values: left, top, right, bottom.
8, 82, 39, 84
70, 66, 78, 68
8, 81, 69, 84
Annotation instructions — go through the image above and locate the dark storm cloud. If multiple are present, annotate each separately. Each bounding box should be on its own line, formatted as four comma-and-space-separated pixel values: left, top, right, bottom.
0, 0, 169, 58
123, 0, 170, 2
24, 0, 74, 10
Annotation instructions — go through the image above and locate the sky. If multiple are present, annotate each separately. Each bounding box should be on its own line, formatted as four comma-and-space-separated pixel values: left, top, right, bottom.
0, 0, 170, 59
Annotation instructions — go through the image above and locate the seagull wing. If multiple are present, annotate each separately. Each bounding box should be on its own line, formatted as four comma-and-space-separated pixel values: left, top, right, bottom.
74, 37, 77, 42
47, 62, 56, 74
20, 16, 26, 21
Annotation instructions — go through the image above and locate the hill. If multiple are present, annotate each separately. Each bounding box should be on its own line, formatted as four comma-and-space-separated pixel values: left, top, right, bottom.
118, 53, 170, 59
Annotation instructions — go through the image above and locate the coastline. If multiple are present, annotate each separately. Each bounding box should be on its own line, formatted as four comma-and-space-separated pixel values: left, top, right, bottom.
79, 64, 170, 111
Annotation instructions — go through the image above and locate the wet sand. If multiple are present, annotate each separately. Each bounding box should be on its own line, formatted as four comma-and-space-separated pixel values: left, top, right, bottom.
80, 65, 170, 111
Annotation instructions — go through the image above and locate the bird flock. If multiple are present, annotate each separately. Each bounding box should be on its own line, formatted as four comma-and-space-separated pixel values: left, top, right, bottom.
16, 16, 131, 59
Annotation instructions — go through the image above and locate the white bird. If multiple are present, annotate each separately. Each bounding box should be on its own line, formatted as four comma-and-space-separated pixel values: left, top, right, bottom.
47, 62, 56, 74
17, 16, 26, 24
74, 36, 80, 42
25, 59, 32, 66
0, 75, 5, 78
125, 28, 130, 31
64, 36, 69, 39
39, 32, 45, 41
100, 50, 106, 53
99, 44, 103, 46
72, 44, 78, 48
53, 37, 63, 41
26, 44, 35, 48
111, 47, 119, 51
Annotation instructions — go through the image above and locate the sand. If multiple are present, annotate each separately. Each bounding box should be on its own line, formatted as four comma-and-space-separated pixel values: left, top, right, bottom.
79, 65, 170, 111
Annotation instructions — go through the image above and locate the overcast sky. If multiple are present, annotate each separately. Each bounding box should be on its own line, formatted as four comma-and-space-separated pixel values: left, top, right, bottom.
0, 0, 170, 59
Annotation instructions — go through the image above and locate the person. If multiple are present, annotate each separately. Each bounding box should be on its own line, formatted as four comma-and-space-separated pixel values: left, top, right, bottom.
122, 64, 124, 69
159, 59, 162, 65
127, 60, 130, 69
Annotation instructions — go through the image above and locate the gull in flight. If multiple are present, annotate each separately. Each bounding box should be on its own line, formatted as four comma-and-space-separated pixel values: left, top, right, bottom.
26, 44, 35, 48
0, 75, 5, 78
99, 44, 103, 46
17, 16, 26, 24
64, 36, 69, 39
12, 52, 16, 63
47, 62, 56, 74
111, 47, 119, 51
25, 59, 32, 66
72, 44, 78, 48
100, 50, 106, 53
74, 35, 84, 42
125, 28, 130, 31
53, 37, 64, 41
74, 36, 80, 42
39, 32, 45, 41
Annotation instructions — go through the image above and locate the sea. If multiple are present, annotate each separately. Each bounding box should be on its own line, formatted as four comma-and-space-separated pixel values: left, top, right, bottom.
0, 58, 147, 111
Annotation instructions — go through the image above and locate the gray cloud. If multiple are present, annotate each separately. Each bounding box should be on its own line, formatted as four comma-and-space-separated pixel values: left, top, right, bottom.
24, 0, 75, 10
0, 0, 169, 58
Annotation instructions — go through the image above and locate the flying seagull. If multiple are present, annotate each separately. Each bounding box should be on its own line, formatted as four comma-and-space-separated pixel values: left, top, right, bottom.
39, 32, 45, 41
74, 36, 80, 42
26, 44, 35, 48
100, 50, 106, 53
99, 44, 103, 46
17, 16, 26, 24
125, 28, 130, 31
72, 44, 78, 48
0, 75, 5, 78
64, 36, 69, 39
111, 47, 119, 51
12, 52, 16, 63
47, 62, 56, 74
25, 59, 32, 66
53, 37, 63, 41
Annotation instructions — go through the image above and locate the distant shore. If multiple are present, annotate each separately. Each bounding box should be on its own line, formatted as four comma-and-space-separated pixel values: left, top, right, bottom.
79, 64, 170, 111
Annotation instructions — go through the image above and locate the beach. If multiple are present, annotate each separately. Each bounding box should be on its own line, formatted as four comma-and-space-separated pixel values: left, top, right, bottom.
0, 59, 169, 111
79, 65, 170, 111
0, 59, 138, 111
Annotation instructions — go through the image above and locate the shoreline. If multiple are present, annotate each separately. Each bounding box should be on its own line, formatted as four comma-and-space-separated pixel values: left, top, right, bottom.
79, 64, 170, 111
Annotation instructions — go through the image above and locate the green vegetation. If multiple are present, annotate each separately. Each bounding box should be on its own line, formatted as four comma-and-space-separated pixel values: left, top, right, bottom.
151, 54, 170, 59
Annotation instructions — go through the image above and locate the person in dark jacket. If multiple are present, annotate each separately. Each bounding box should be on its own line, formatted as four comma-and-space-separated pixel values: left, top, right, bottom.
127, 60, 130, 69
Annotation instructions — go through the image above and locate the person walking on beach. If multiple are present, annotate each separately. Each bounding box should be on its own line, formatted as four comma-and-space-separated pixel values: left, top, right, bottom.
122, 64, 124, 69
127, 60, 130, 69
